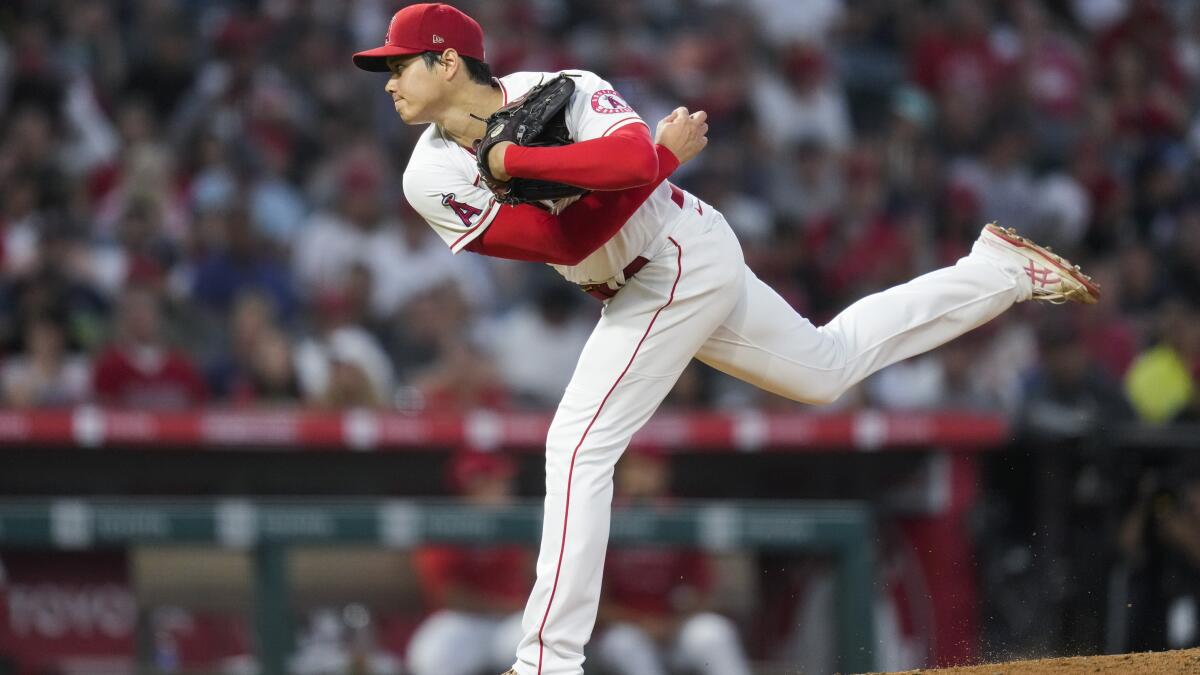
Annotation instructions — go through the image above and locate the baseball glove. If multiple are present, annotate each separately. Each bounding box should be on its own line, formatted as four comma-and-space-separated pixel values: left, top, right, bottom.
474, 74, 589, 206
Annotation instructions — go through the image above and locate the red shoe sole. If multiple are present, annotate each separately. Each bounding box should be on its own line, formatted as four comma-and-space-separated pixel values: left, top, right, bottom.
984, 223, 1102, 302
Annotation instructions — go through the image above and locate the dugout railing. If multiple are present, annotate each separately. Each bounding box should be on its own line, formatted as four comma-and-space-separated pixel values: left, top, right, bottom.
0, 498, 876, 674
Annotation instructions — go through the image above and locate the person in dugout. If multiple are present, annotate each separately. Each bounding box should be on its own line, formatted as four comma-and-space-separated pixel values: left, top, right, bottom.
407, 449, 535, 675
593, 445, 754, 675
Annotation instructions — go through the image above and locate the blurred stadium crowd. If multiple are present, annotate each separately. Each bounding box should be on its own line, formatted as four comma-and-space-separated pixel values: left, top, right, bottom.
0, 0, 1198, 424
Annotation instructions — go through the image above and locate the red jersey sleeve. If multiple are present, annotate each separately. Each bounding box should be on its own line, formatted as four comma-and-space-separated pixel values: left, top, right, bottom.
502, 124, 657, 190
467, 144, 680, 264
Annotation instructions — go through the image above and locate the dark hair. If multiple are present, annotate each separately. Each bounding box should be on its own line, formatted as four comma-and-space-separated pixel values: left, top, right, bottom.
420, 51, 496, 86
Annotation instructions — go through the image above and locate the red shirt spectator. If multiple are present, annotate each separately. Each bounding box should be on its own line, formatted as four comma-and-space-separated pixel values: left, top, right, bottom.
910, 5, 1009, 100
92, 286, 206, 409
1096, 0, 1188, 93
804, 153, 914, 307
1025, 42, 1087, 120
92, 346, 206, 409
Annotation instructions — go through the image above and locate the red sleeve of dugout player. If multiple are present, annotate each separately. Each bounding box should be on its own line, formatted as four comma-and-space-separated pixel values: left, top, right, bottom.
413, 545, 532, 609
466, 142, 680, 264
602, 547, 713, 617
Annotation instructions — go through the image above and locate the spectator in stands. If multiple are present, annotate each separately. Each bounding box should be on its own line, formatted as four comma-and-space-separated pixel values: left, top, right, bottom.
108, 196, 178, 295
0, 105, 66, 208
805, 148, 913, 314
1010, 0, 1090, 163
392, 282, 507, 411
1030, 171, 1092, 255
3, 218, 111, 354
91, 285, 206, 409
750, 42, 852, 152
744, 0, 844, 49
1125, 298, 1200, 423
867, 332, 1005, 411
768, 137, 843, 230
322, 328, 391, 408
1099, 2, 1189, 146
595, 445, 753, 675
186, 133, 237, 218
247, 134, 309, 248
204, 290, 275, 398
361, 207, 490, 323
121, 13, 195, 120
1169, 202, 1200, 304
1020, 314, 1133, 436
204, 291, 302, 406
0, 175, 41, 281
238, 328, 302, 406
1116, 243, 1168, 323
293, 154, 398, 301
1131, 145, 1190, 247
293, 287, 395, 408
1072, 136, 1130, 258
412, 336, 509, 412
406, 450, 532, 675
1076, 261, 1139, 380
93, 100, 189, 245
934, 180, 983, 266
487, 284, 591, 408
190, 201, 297, 320
910, 0, 1008, 101
948, 120, 1038, 235
881, 86, 938, 205
1, 313, 90, 407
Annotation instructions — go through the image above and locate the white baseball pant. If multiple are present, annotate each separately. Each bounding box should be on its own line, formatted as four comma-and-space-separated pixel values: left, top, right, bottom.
511, 199, 1032, 675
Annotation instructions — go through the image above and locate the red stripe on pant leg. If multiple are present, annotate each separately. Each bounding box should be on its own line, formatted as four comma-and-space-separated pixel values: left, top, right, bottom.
536, 237, 683, 675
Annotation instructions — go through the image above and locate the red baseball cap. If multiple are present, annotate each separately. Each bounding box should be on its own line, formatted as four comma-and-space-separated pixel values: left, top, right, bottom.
448, 450, 516, 493
353, 3, 485, 72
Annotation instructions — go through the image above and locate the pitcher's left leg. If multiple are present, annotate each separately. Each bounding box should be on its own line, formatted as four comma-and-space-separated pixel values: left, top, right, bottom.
513, 226, 744, 675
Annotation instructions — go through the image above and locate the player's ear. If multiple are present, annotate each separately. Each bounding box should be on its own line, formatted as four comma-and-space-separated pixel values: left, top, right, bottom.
439, 48, 460, 81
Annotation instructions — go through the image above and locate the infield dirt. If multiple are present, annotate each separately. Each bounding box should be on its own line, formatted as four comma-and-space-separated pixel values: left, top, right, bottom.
877, 647, 1200, 674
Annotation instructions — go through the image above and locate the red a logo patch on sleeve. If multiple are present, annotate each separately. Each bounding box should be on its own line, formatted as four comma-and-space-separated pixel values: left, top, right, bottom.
442, 193, 482, 227
591, 89, 632, 114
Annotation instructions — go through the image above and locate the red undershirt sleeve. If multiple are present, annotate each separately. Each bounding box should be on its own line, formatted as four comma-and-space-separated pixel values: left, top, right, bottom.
501, 123, 657, 190
466, 144, 681, 265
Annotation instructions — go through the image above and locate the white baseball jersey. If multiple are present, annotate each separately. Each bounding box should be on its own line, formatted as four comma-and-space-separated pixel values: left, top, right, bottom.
402, 70, 686, 284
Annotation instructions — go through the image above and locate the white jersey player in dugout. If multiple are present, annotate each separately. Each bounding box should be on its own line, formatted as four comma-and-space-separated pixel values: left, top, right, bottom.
354, 4, 1101, 675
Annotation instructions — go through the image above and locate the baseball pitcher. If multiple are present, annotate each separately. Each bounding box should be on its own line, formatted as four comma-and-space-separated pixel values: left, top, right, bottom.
353, 5, 1100, 675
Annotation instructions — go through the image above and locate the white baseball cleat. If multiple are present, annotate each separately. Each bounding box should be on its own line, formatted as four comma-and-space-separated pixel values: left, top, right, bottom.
979, 222, 1101, 305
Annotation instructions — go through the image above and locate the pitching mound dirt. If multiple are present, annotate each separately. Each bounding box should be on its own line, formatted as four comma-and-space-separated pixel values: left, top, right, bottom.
878, 647, 1200, 674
